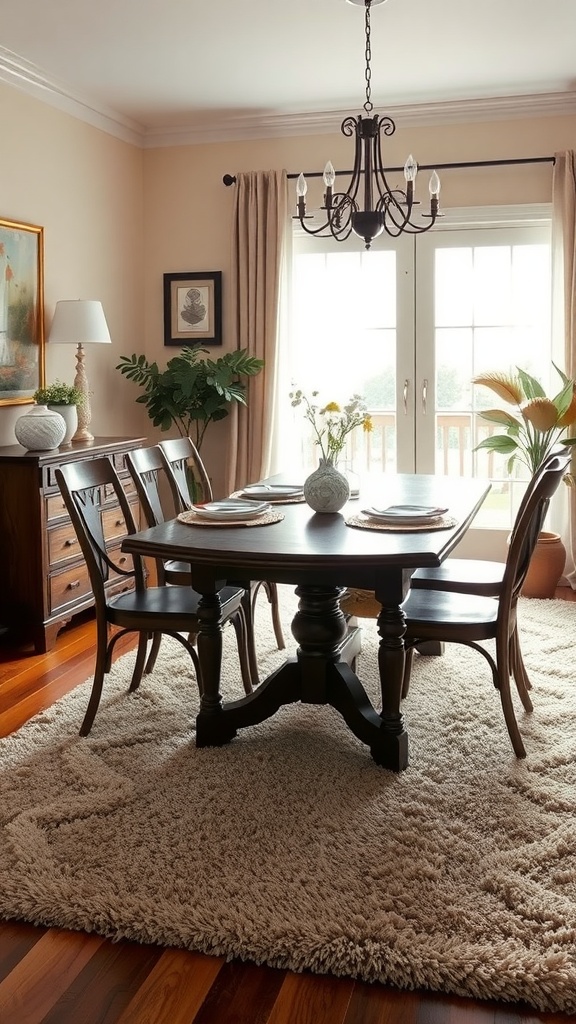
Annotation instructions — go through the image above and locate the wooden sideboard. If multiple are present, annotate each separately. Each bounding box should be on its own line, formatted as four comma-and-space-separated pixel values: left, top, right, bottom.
0, 436, 146, 653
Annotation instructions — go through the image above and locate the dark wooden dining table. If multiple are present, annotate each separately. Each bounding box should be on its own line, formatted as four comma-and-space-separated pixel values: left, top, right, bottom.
121, 473, 490, 771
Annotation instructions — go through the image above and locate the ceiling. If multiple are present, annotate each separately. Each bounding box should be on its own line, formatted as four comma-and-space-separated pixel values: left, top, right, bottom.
1, 0, 575, 145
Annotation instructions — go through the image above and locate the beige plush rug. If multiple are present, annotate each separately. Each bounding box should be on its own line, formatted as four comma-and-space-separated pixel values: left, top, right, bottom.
1, 588, 575, 1013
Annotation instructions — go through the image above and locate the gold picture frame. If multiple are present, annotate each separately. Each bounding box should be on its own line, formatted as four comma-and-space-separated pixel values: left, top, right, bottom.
0, 216, 45, 406
163, 271, 222, 347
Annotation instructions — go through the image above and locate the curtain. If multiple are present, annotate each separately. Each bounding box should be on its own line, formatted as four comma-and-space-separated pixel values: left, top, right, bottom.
551, 151, 576, 584
226, 169, 288, 492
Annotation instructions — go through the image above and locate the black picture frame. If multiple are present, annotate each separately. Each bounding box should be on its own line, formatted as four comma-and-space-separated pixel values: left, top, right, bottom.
163, 271, 222, 347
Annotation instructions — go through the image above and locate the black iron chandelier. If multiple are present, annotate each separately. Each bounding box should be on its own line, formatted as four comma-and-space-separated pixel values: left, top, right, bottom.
295, 0, 441, 250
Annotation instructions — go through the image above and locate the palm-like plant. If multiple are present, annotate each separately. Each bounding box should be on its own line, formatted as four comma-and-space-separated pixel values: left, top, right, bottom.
473, 364, 576, 476
117, 345, 264, 451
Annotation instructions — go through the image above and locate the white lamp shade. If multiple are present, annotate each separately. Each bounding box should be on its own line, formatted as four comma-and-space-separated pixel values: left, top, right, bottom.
48, 300, 112, 345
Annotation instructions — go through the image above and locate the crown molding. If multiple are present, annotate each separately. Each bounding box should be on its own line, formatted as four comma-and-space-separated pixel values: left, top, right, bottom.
1, 45, 575, 150
0, 47, 145, 147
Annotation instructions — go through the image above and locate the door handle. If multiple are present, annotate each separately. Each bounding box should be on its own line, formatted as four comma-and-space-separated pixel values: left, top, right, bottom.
422, 378, 428, 415
403, 379, 409, 416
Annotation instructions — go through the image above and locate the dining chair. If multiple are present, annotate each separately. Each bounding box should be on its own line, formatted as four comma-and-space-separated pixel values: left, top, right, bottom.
55, 456, 251, 736
157, 436, 286, 654
341, 450, 571, 758
408, 446, 568, 690
124, 445, 254, 693
400, 450, 571, 757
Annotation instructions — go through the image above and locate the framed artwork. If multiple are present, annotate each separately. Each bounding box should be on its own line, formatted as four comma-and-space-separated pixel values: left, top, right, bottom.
0, 217, 45, 406
163, 271, 222, 347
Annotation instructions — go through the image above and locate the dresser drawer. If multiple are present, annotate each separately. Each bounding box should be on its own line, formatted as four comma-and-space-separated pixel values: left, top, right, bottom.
46, 493, 69, 522
48, 521, 82, 567
49, 562, 92, 613
101, 499, 140, 541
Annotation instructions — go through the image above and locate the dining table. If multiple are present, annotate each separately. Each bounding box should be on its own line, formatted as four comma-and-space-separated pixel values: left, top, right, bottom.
121, 473, 490, 771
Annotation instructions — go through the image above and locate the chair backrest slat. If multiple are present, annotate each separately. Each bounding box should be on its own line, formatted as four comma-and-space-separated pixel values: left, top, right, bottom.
158, 437, 213, 509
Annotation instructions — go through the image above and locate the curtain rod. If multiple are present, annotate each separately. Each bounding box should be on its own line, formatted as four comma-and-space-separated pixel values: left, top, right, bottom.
222, 155, 555, 186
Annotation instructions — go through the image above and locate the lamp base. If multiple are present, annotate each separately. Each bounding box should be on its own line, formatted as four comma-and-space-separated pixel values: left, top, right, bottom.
71, 426, 94, 443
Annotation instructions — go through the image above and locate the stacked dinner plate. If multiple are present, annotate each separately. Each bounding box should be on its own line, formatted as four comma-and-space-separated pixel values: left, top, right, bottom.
239, 483, 304, 502
360, 504, 448, 525
192, 498, 271, 522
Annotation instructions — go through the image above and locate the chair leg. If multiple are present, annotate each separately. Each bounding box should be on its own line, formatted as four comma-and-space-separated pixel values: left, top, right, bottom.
231, 608, 253, 695
128, 633, 150, 692
251, 580, 286, 651
509, 627, 533, 710
401, 647, 415, 700
495, 632, 527, 758
144, 632, 162, 674
80, 634, 109, 737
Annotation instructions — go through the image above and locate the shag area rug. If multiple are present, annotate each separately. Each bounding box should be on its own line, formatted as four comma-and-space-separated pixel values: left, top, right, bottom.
1, 589, 575, 1013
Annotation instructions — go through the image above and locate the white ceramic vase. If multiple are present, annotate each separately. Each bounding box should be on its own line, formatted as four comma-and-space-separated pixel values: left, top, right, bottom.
14, 404, 66, 451
48, 403, 78, 445
303, 458, 350, 513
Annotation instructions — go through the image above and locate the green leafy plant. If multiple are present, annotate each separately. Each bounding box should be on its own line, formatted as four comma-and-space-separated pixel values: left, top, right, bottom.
116, 344, 264, 451
33, 380, 84, 406
289, 388, 372, 464
473, 364, 576, 476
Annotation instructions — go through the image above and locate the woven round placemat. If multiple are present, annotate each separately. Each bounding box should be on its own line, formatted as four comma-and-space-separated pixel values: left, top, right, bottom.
177, 508, 285, 528
345, 512, 458, 532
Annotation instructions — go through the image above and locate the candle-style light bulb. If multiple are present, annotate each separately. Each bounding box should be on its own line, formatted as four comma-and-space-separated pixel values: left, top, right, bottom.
404, 155, 418, 183
429, 171, 441, 198
296, 173, 307, 218
323, 161, 336, 187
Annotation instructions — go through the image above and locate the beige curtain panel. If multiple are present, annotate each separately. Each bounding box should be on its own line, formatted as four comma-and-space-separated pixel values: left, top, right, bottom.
227, 170, 288, 493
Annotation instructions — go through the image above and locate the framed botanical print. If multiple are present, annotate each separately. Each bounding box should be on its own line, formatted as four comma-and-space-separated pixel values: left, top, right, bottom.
0, 217, 45, 406
163, 271, 222, 347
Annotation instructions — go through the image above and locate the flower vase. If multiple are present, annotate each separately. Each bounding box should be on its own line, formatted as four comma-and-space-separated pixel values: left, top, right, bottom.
521, 531, 566, 598
48, 404, 78, 445
303, 458, 350, 513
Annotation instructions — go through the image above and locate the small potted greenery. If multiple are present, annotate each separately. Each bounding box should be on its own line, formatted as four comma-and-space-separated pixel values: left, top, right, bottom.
33, 380, 84, 445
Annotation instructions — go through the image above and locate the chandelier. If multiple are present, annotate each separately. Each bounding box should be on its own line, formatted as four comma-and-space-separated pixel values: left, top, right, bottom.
295, 0, 441, 250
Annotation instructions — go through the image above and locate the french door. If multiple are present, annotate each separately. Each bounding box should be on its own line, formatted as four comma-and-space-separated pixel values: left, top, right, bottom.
285, 208, 552, 558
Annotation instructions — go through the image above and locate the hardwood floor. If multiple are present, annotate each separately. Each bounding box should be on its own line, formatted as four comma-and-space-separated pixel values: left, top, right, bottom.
1, 595, 575, 1024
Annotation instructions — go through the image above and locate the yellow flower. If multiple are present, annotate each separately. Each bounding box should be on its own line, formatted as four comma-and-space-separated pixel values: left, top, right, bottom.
363, 416, 373, 433
472, 372, 524, 406
323, 401, 341, 413
521, 398, 559, 432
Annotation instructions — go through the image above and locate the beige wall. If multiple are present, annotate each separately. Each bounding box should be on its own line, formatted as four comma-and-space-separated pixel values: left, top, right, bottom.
0, 84, 148, 447
2, 78, 576, 493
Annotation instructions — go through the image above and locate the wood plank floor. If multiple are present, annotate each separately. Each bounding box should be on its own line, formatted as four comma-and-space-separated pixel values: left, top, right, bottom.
1, 596, 575, 1024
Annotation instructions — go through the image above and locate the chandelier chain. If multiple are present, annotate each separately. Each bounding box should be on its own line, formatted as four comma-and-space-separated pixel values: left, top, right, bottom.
364, 0, 373, 114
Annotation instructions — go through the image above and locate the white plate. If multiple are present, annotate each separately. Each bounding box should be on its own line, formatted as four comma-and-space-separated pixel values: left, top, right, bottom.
240, 484, 304, 501
362, 504, 448, 524
193, 499, 269, 521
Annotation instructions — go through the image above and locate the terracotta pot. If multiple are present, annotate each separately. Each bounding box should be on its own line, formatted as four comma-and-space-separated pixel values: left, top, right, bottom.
521, 531, 566, 598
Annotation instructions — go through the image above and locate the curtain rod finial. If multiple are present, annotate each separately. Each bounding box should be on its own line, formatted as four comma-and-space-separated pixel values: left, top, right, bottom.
223, 174, 237, 186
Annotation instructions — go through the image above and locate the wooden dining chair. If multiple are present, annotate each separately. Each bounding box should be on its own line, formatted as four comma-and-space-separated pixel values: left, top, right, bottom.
125, 445, 254, 693
56, 456, 251, 736
157, 436, 286, 654
408, 446, 568, 691
399, 450, 571, 757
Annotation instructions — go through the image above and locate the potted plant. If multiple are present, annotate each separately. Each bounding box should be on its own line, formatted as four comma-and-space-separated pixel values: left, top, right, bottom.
473, 364, 576, 596
33, 380, 84, 446
116, 344, 264, 498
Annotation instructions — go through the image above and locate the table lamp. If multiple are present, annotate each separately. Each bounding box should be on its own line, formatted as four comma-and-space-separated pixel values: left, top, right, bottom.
48, 299, 112, 442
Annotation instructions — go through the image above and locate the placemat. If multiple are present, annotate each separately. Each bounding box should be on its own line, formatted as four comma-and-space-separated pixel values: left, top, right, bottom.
177, 509, 285, 528
345, 512, 458, 532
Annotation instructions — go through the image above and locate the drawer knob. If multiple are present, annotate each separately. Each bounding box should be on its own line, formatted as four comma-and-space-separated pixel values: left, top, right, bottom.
68, 580, 81, 590
115, 518, 125, 528
64, 538, 78, 547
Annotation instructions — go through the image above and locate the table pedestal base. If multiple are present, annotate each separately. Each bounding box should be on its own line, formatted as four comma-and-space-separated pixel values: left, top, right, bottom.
196, 584, 409, 772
